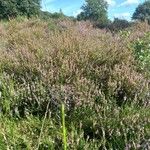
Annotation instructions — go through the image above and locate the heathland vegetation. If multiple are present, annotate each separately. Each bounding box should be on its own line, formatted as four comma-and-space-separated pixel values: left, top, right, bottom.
0, 0, 150, 149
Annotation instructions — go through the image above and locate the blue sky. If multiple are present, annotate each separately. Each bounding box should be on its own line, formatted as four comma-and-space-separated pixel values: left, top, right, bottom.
41, 0, 144, 20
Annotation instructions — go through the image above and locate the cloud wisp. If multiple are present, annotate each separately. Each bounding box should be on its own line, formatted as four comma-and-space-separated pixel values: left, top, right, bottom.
119, 0, 140, 7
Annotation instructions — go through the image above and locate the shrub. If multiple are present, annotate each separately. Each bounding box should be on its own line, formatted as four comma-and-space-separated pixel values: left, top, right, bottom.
132, 32, 150, 73
0, 19, 149, 149
0, 0, 41, 20
108, 18, 131, 32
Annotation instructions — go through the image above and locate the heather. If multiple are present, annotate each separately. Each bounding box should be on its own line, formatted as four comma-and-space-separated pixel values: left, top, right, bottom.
0, 18, 149, 149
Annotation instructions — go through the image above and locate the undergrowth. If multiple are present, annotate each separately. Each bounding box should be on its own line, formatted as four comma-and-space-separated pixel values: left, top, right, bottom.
0, 18, 149, 149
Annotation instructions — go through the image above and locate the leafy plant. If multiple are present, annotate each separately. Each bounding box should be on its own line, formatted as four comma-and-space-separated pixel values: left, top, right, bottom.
133, 32, 150, 72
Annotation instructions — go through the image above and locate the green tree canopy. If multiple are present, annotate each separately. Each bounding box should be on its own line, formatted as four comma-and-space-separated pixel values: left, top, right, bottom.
0, 0, 17, 19
108, 18, 131, 32
132, 0, 150, 23
16, 0, 41, 17
77, 0, 109, 27
0, 0, 41, 19
40, 9, 68, 20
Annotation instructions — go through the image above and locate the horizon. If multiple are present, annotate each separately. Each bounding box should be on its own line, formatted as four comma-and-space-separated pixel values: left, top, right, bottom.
41, 0, 144, 21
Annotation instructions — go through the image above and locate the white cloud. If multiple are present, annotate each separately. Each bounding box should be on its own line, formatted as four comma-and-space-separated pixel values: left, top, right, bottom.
106, 0, 116, 6
114, 12, 131, 19
119, 0, 139, 6
72, 9, 83, 17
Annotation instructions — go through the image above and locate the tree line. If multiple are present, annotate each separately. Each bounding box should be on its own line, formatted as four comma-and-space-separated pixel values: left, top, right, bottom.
77, 0, 150, 30
0, 0, 150, 30
0, 0, 41, 19
0, 0, 67, 20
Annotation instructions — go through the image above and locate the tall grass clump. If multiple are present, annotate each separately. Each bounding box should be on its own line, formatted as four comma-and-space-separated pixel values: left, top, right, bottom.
0, 18, 149, 149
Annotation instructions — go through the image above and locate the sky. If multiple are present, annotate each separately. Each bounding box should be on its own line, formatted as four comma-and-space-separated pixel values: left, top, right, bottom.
41, 0, 145, 21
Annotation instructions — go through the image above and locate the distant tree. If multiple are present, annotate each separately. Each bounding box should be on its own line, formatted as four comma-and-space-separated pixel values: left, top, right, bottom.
77, 0, 109, 27
40, 9, 67, 20
132, 1, 150, 23
40, 11, 52, 20
16, 0, 41, 18
50, 10, 65, 19
0, 0, 18, 19
0, 0, 41, 20
108, 18, 131, 32
77, 12, 87, 21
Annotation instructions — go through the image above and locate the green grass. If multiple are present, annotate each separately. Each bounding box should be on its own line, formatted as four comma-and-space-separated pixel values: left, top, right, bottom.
62, 104, 67, 150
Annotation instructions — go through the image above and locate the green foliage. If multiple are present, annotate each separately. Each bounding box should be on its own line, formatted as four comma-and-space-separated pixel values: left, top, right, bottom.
62, 104, 67, 150
0, 0, 18, 19
132, 0, 150, 23
0, 0, 41, 19
108, 18, 131, 32
16, 0, 41, 18
133, 32, 150, 72
40, 10, 67, 20
77, 0, 109, 27
77, 12, 86, 21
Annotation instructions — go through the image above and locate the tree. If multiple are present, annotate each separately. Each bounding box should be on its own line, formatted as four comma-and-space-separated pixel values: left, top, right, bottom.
132, 0, 150, 23
0, 0, 18, 19
108, 18, 131, 32
40, 9, 67, 20
0, 0, 41, 19
77, 0, 108, 27
16, 0, 41, 17
77, 12, 87, 21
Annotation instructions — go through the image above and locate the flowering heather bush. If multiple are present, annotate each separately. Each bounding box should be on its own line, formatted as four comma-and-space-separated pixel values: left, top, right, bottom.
0, 18, 149, 149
